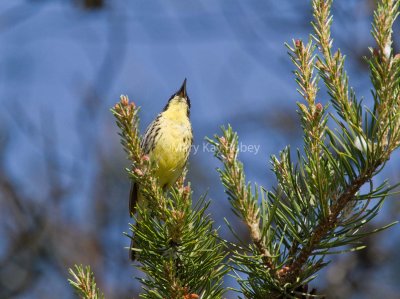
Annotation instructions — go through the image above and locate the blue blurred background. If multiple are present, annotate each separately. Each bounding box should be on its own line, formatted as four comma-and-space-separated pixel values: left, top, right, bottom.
0, 0, 399, 298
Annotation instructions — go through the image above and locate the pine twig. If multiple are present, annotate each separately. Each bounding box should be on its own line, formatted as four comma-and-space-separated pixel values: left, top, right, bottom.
68, 265, 104, 299
209, 128, 274, 270
111, 95, 168, 217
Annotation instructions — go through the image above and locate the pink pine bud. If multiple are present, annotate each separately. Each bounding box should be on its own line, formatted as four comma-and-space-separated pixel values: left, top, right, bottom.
134, 168, 143, 176
295, 39, 302, 48
315, 103, 323, 112
383, 43, 391, 59
120, 95, 129, 106
277, 266, 290, 278
141, 155, 150, 162
183, 185, 191, 194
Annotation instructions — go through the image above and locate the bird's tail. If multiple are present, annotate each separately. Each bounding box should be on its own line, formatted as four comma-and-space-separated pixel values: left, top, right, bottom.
129, 182, 139, 260
129, 184, 146, 261
129, 226, 138, 261
129, 182, 139, 216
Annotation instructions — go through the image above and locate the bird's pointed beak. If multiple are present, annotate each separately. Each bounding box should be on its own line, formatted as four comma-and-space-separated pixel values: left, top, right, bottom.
177, 78, 187, 97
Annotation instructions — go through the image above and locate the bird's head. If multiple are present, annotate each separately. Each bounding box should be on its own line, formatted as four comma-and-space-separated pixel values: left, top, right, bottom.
163, 79, 191, 118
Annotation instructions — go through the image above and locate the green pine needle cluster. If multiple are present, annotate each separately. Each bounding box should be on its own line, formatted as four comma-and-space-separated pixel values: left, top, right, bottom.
68, 265, 104, 299
135, 189, 227, 299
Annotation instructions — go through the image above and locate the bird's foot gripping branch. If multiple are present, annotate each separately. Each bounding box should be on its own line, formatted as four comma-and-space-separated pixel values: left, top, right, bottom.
111, 95, 227, 299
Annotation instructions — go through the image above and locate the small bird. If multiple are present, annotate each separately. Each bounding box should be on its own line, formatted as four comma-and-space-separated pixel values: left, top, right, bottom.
129, 78, 193, 260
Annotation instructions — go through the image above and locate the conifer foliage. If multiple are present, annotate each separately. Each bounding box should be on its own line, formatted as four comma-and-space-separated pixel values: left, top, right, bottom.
69, 1, 400, 298
209, 0, 400, 297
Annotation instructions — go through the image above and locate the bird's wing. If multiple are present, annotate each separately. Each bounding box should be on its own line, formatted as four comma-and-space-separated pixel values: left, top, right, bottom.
129, 181, 139, 216
140, 114, 162, 155
129, 114, 162, 216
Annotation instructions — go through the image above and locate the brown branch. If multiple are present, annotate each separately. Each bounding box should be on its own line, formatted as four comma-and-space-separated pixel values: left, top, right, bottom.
282, 164, 379, 283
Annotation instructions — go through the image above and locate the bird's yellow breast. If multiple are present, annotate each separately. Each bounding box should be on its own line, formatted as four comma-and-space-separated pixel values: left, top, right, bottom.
151, 101, 192, 188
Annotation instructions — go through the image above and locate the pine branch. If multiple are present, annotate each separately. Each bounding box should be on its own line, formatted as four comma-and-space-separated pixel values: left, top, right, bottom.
111, 96, 228, 299
208, 128, 274, 270
282, 0, 400, 286
286, 38, 328, 219
111, 95, 168, 217
312, 0, 361, 129
283, 166, 377, 283
211, 0, 400, 297
68, 265, 104, 299
134, 186, 227, 299
370, 0, 400, 151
